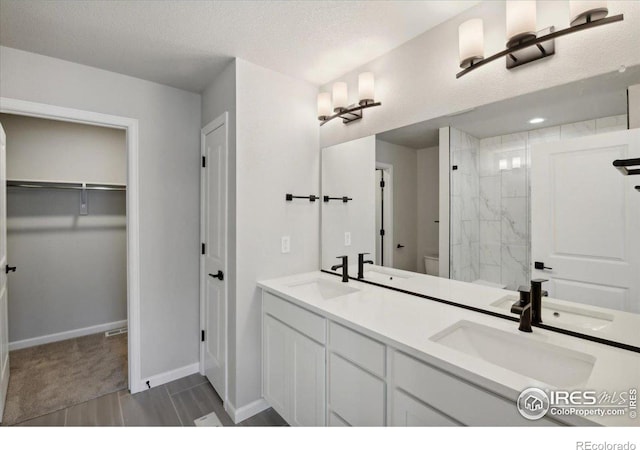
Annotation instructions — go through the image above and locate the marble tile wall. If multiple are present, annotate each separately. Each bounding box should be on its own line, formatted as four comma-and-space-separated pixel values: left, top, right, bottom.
450, 128, 480, 283
472, 114, 628, 290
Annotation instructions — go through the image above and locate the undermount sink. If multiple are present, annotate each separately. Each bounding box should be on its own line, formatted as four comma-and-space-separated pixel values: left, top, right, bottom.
491, 295, 613, 331
430, 320, 596, 388
286, 278, 359, 300
363, 268, 413, 283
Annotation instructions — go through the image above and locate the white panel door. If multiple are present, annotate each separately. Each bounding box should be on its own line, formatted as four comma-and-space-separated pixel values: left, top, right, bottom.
0, 124, 9, 422
201, 115, 227, 400
531, 129, 640, 313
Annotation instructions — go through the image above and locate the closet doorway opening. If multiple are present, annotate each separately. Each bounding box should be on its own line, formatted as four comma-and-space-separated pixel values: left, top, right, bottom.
0, 98, 140, 426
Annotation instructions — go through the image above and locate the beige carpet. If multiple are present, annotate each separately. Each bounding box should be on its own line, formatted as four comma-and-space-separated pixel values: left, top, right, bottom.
3, 332, 127, 425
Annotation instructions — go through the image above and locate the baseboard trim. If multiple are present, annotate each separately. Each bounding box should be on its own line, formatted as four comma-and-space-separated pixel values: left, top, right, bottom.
8, 319, 128, 351
140, 362, 199, 392
226, 398, 270, 424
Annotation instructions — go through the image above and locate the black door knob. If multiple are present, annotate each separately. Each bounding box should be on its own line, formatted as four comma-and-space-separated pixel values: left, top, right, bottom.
209, 270, 224, 281
534, 261, 552, 270
5, 265, 16, 274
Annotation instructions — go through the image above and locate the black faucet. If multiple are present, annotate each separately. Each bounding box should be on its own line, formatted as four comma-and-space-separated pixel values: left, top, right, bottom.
511, 286, 532, 332
331, 255, 349, 282
530, 279, 548, 325
357, 252, 374, 279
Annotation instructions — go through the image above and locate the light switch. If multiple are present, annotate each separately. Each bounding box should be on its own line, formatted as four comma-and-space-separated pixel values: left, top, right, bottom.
344, 232, 351, 246
281, 236, 291, 253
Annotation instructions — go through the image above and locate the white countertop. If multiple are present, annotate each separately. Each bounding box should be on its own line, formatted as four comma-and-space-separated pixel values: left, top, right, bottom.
258, 270, 640, 427
342, 264, 640, 349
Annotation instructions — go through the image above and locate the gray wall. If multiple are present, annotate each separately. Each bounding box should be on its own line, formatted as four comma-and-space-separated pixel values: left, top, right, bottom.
375, 139, 417, 272
416, 146, 439, 272
0, 46, 202, 380
2, 114, 126, 343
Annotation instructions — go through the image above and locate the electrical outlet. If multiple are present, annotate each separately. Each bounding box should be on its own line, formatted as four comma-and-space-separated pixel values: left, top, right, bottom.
281, 236, 290, 253
344, 232, 351, 246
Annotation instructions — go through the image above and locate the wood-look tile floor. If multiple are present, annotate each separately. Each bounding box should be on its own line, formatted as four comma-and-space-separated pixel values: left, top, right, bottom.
13, 373, 287, 427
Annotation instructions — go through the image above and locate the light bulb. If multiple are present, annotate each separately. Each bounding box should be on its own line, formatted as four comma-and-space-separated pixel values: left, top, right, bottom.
358, 72, 375, 105
332, 82, 348, 112
458, 18, 484, 69
317, 92, 332, 121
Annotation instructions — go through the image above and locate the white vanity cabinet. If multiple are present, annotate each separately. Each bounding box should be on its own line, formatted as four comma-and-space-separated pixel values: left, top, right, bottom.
389, 350, 562, 426
327, 322, 387, 426
261, 287, 570, 427
262, 292, 326, 426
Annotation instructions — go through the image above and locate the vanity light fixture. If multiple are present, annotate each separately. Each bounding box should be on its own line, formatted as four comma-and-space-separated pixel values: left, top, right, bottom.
456, 0, 623, 79
317, 73, 382, 126
529, 117, 545, 124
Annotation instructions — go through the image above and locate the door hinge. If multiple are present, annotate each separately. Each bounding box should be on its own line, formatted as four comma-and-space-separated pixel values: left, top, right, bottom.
201, 243, 206, 255
201, 330, 205, 342
202, 156, 206, 168
380, 229, 385, 236
452, 165, 458, 171
380, 180, 385, 188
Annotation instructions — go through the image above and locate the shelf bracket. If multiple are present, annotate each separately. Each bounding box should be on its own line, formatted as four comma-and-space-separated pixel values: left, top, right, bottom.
80, 183, 88, 215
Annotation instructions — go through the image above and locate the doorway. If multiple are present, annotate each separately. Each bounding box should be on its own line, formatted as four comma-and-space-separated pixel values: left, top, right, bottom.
200, 113, 228, 408
0, 97, 141, 425
375, 164, 393, 267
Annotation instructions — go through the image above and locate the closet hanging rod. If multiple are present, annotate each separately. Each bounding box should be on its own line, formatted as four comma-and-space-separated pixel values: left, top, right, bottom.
6, 180, 126, 191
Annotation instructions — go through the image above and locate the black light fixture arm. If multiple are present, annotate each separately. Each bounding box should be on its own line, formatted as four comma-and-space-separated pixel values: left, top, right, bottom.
456, 14, 624, 79
320, 101, 382, 126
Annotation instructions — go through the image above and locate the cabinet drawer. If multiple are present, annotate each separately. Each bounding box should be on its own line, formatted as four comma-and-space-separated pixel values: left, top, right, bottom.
263, 291, 326, 344
329, 321, 385, 377
329, 353, 385, 426
393, 351, 559, 426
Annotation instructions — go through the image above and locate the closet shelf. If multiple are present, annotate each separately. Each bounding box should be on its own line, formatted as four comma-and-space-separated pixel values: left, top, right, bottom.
6, 179, 126, 191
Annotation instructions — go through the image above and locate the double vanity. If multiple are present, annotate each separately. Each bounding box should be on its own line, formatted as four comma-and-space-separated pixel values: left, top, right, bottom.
258, 271, 640, 427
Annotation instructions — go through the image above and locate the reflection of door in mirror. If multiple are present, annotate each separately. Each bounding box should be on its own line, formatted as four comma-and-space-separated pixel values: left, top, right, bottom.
375, 165, 392, 267
531, 129, 640, 313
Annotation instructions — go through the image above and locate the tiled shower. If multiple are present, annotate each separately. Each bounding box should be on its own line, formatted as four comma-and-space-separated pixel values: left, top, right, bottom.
449, 114, 628, 290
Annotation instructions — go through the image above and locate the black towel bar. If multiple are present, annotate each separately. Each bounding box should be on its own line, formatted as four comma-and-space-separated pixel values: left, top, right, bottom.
285, 194, 318, 202
613, 158, 640, 176
323, 195, 353, 203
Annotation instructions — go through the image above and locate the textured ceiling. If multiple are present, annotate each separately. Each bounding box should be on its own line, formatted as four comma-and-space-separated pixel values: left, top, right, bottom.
0, 0, 479, 93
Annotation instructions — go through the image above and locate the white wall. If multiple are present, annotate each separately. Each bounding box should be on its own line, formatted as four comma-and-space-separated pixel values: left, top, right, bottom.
2, 114, 126, 343
319, 1, 640, 148
375, 139, 417, 272
233, 59, 319, 410
0, 46, 202, 380
322, 136, 376, 270
416, 146, 439, 272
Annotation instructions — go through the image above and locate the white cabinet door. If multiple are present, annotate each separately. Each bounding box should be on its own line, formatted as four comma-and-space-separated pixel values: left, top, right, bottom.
290, 331, 325, 427
263, 315, 289, 419
531, 129, 640, 312
392, 389, 459, 426
263, 312, 326, 426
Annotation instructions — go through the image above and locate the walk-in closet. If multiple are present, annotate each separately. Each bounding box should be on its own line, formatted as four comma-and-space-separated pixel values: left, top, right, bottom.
0, 113, 127, 425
